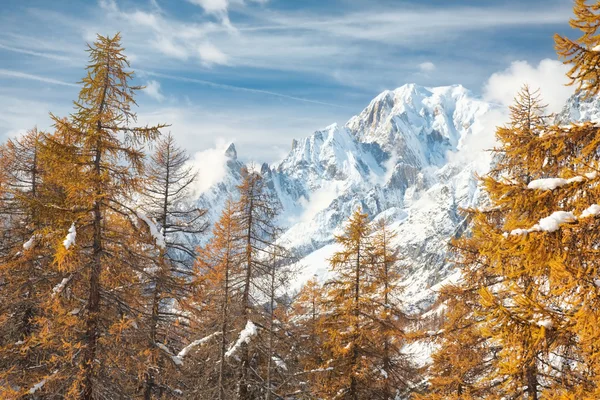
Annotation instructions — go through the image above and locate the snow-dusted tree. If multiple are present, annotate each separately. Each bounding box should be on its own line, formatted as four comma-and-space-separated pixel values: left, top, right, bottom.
139, 132, 207, 399
419, 86, 564, 399
233, 168, 283, 399
420, 32, 600, 394
184, 200, 245, 399
257, 240, 297, 400
0, 128, 46, 340
0, 33, 168, 399
0, 128, 61, 398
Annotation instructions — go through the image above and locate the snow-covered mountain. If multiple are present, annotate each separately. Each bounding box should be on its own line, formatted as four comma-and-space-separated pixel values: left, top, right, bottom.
195, 83, 497, 311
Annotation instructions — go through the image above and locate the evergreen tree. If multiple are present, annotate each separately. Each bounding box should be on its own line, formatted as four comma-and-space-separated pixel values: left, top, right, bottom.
289, 276, 328, 396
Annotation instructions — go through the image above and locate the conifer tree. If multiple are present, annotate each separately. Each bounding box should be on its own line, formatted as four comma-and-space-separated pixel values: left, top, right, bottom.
0, 128, 58, 398
138, 132, 206, 399
184, 200, 245, 399
2, 33, 168, 399
369, 218, 414, 399
0, 128, 46, 341
419, 86, 564, 399
257, 242, 297, 400
555, 0, 600, 98
317, 208, 380, 399
233, 168, 283, 399
185, 170, 292, 400
290, 277, 327, 379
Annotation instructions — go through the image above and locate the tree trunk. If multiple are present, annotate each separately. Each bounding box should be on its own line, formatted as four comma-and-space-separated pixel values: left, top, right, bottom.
238, 191, 254, 400
350, 243, 360, 400
82, 56, 110, 400
218, 230, 232, 400
265, 263, 276, 400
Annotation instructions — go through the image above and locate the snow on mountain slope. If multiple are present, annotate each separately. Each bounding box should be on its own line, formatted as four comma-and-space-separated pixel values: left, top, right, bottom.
193, 83, 495, 310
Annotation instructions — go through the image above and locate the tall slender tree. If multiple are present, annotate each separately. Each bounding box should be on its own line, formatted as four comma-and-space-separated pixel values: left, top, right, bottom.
185, 200, 245, 399
0, 128, 58, 399
233, 168, 282, 400
369, 218, 415, 398
6, 33, 169, 399
317, 208, 378, 400
139, 132, 206, 399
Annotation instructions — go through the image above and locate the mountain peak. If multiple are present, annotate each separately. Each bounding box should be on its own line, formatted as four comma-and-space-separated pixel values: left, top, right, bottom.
224, 142, 237, 160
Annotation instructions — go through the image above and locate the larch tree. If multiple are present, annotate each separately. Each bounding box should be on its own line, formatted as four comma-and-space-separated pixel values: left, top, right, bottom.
369, 218, 415, 399
184, 200, 245, 400
232, 168, 282, 400
317, 208, 380, 400
185, 167, 292, 400
257, 240, 297, 400
0, 128, 46, 341
546, 0, 600, 396
138, 132, 207, 399
8, 33, 168, 399
0, 128, 58, 398
420, 23, 600, 394
289, 277, 329, 397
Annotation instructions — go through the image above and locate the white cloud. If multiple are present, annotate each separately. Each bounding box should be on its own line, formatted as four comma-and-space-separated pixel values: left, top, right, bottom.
143, 80, 165, 102
448, 107, 508, 172
298, 183, 341, 223
449, 58, 574, 171
151, 37, 189, 60
419, 62, 436, 72
198, 42, 229, 66
188, 0, 229, 14
187, 138, 232, 196
483, 59, 573, 113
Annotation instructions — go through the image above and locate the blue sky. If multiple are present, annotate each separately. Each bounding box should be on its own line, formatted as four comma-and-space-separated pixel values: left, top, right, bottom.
0, 0, 576, 162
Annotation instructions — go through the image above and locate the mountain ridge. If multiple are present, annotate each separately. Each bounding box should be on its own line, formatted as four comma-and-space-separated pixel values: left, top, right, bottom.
192, 83, 592, 311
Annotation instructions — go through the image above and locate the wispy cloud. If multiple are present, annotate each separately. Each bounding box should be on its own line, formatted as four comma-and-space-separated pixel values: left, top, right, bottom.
198, 41, 229, 66
0, 69, 78, 87
140, 70, 351, 109
187, 0, 229, 15
0, 42, 73, 62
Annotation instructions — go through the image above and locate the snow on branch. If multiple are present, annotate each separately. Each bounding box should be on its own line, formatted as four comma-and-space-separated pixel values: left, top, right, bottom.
506, 211, 576, 236
52, 275, 73, 298
63, 223, 76, 249
28, 370, 57, 394
225, 320, 258, 359
135, 211, 166, 249
28, 378, 47, 394
272, 355, 288, 371
23, 235, 37, 251
177, 331, 221, 361
156, 331, 221, 366
505, 204, 600, 237
527, 172, 597, 191
580, 204, 600, 219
